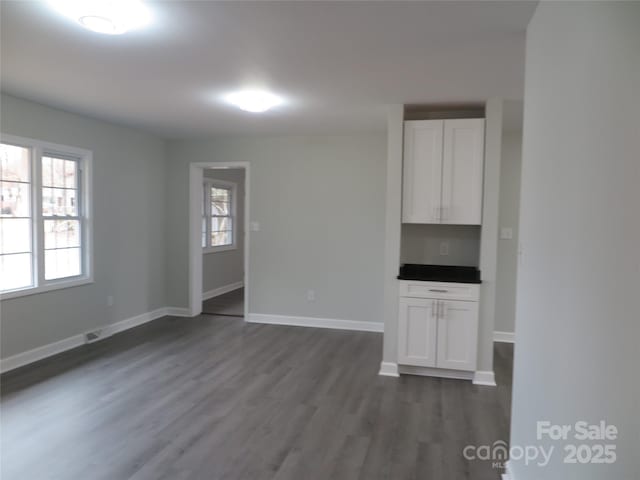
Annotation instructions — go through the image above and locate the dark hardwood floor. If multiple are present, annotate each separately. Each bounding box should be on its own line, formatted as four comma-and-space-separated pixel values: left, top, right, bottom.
1, 312, 513, 480
202, 288, 244, 317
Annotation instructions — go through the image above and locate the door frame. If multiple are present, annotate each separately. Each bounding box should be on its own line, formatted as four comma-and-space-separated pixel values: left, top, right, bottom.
188, 161, 250, 318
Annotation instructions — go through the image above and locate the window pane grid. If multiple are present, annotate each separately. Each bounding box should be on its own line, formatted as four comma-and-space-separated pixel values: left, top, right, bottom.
0, 143, 33, 291
203, 182, 234, 249
41, 156, 82, 281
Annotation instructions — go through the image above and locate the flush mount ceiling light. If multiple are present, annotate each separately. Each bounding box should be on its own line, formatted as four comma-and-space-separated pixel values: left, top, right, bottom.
224, 90, 284, 113
49, 0, 151, 35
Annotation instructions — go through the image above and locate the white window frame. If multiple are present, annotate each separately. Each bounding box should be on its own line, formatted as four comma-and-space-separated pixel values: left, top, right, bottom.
0, 133, 93, 300
202, 178, 237, 254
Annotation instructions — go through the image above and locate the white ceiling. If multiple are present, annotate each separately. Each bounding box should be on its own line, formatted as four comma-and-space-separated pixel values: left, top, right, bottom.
0, 1, 536, 138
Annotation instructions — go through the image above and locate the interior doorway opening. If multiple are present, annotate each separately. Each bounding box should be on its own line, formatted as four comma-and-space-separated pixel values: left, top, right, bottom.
188, 162, 250, 320
200, 167, 246, 317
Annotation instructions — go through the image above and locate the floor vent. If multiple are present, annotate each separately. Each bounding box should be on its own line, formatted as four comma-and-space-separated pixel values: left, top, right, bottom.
85, 330, 103, 343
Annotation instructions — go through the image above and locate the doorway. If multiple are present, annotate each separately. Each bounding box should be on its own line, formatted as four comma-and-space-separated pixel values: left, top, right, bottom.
188, 162, 250, 319
201, 167, 246, 317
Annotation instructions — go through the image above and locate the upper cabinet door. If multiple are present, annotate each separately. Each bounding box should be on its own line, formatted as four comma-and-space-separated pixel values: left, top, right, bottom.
402, 120, 444, 223
441, 119, 485, 225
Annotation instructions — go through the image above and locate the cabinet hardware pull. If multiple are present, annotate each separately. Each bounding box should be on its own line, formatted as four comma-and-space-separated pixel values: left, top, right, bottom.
429, 289, 448, 293
431, 300, 436, 318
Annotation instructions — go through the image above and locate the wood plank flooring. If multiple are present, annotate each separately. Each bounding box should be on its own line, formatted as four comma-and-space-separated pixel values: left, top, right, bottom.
202, 288, 244, 317
1, 313, 513, 480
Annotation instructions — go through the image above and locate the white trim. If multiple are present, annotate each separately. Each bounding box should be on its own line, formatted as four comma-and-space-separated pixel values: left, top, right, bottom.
0, 133, 94, 300
0, 307, 168, 373
164, 307, 192, 317
247, 313, 384, 333
378, 362, 400, 377
189, 162, 250, 319
399, 364, 475, 381
202, 177, 238, 253
494, 331, 515, 343
203, 244, 236, 254
1, 277, 93, 300
502, 461, 514, 480
473, 370, 497, 386
203, 281, 243, 301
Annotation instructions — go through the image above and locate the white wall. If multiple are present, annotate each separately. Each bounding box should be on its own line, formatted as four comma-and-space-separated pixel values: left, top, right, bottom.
509, 2, 640, 479
0, 94, 167, 359
202, 168, 245, 294
494, 130, 522, 334
166, 135, 387, 325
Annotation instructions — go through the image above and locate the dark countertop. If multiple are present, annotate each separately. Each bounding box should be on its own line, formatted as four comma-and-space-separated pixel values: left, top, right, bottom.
397, 264, 482, 284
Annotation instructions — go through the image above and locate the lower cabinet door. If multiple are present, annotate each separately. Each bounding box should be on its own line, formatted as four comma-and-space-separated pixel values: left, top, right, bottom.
436, 300, 479, 371
398, 297, 438, 367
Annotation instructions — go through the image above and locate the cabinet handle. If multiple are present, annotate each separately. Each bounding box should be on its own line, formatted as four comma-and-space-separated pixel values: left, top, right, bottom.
433, 206, 440, 222
431, 300, 436, 318
441, 302, 447, 319
429, 289, 448, 293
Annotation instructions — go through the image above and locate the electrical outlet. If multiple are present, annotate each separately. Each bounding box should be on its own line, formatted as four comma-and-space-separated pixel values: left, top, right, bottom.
306, 289, 315, 301
107, 296, 114, 307
439, 242, 450, 256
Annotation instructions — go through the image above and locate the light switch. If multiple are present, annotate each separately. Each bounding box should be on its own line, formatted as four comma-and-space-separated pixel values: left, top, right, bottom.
250, 221, 260, 232
500, 227, 513, 240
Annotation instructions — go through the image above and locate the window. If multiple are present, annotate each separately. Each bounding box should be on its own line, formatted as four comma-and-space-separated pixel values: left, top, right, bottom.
202, 179, 236, 252
0, 135, 92, 298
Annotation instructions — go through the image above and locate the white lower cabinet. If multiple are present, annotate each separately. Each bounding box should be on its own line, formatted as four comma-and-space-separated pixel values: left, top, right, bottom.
398, 281, 479, 375
435, 299, 478, 371
397, 298, 438, 367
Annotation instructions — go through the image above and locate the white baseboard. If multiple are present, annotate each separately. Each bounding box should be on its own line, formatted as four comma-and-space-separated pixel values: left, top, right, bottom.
0, 306, 189, 373
473, 370, 497, 386
164, 307, 193, 317
203, 281, 243, 301
0, 333, 86, 374
400, 365, 475, 381
502, 461, 514, 479
102, 308, 168, 337
378, 361, 400, 377
247, 313, 384, 333
494, 331, 515, 343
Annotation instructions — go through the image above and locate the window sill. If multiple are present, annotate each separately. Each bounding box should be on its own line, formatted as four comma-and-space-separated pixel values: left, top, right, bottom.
0, 276, 94, 301
203, 244, 237, 254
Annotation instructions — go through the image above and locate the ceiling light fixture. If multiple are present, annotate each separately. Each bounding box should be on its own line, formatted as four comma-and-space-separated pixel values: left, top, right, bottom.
49, 0, 151, 35
224, 90, 283, 113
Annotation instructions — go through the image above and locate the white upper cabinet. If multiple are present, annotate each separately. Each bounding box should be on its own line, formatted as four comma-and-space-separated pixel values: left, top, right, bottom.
402, 118, 485, 225
441, 119, 485, 225
402, 120, 443, 223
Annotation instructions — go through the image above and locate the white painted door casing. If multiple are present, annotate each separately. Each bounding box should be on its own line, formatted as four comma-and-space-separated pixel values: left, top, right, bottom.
441, 119, 485, 225
402, 120, 443, 223
398, 297, 438, 367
